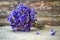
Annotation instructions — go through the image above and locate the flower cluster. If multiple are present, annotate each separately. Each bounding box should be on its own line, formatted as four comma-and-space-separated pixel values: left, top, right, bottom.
7, 3, 37, 32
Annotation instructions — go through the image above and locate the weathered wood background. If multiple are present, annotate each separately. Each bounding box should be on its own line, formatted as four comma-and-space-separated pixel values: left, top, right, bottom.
0, 0, 60, 26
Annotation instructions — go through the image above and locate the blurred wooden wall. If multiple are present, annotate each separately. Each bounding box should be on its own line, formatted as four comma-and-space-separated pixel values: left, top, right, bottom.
0, 0, 60, 26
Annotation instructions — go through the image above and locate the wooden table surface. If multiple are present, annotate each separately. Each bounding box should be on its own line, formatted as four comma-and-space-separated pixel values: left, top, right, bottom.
0, 25, 60, 40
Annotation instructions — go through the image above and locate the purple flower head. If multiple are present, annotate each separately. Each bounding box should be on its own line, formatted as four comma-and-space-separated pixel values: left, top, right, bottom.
8, 3, 37, 32
51, 31, 56, 36
31, 7, 35, 11
17, 3, 24, 9
19, 3, 24, 6
36, 31, 40, 35
50, 29, 56, 36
